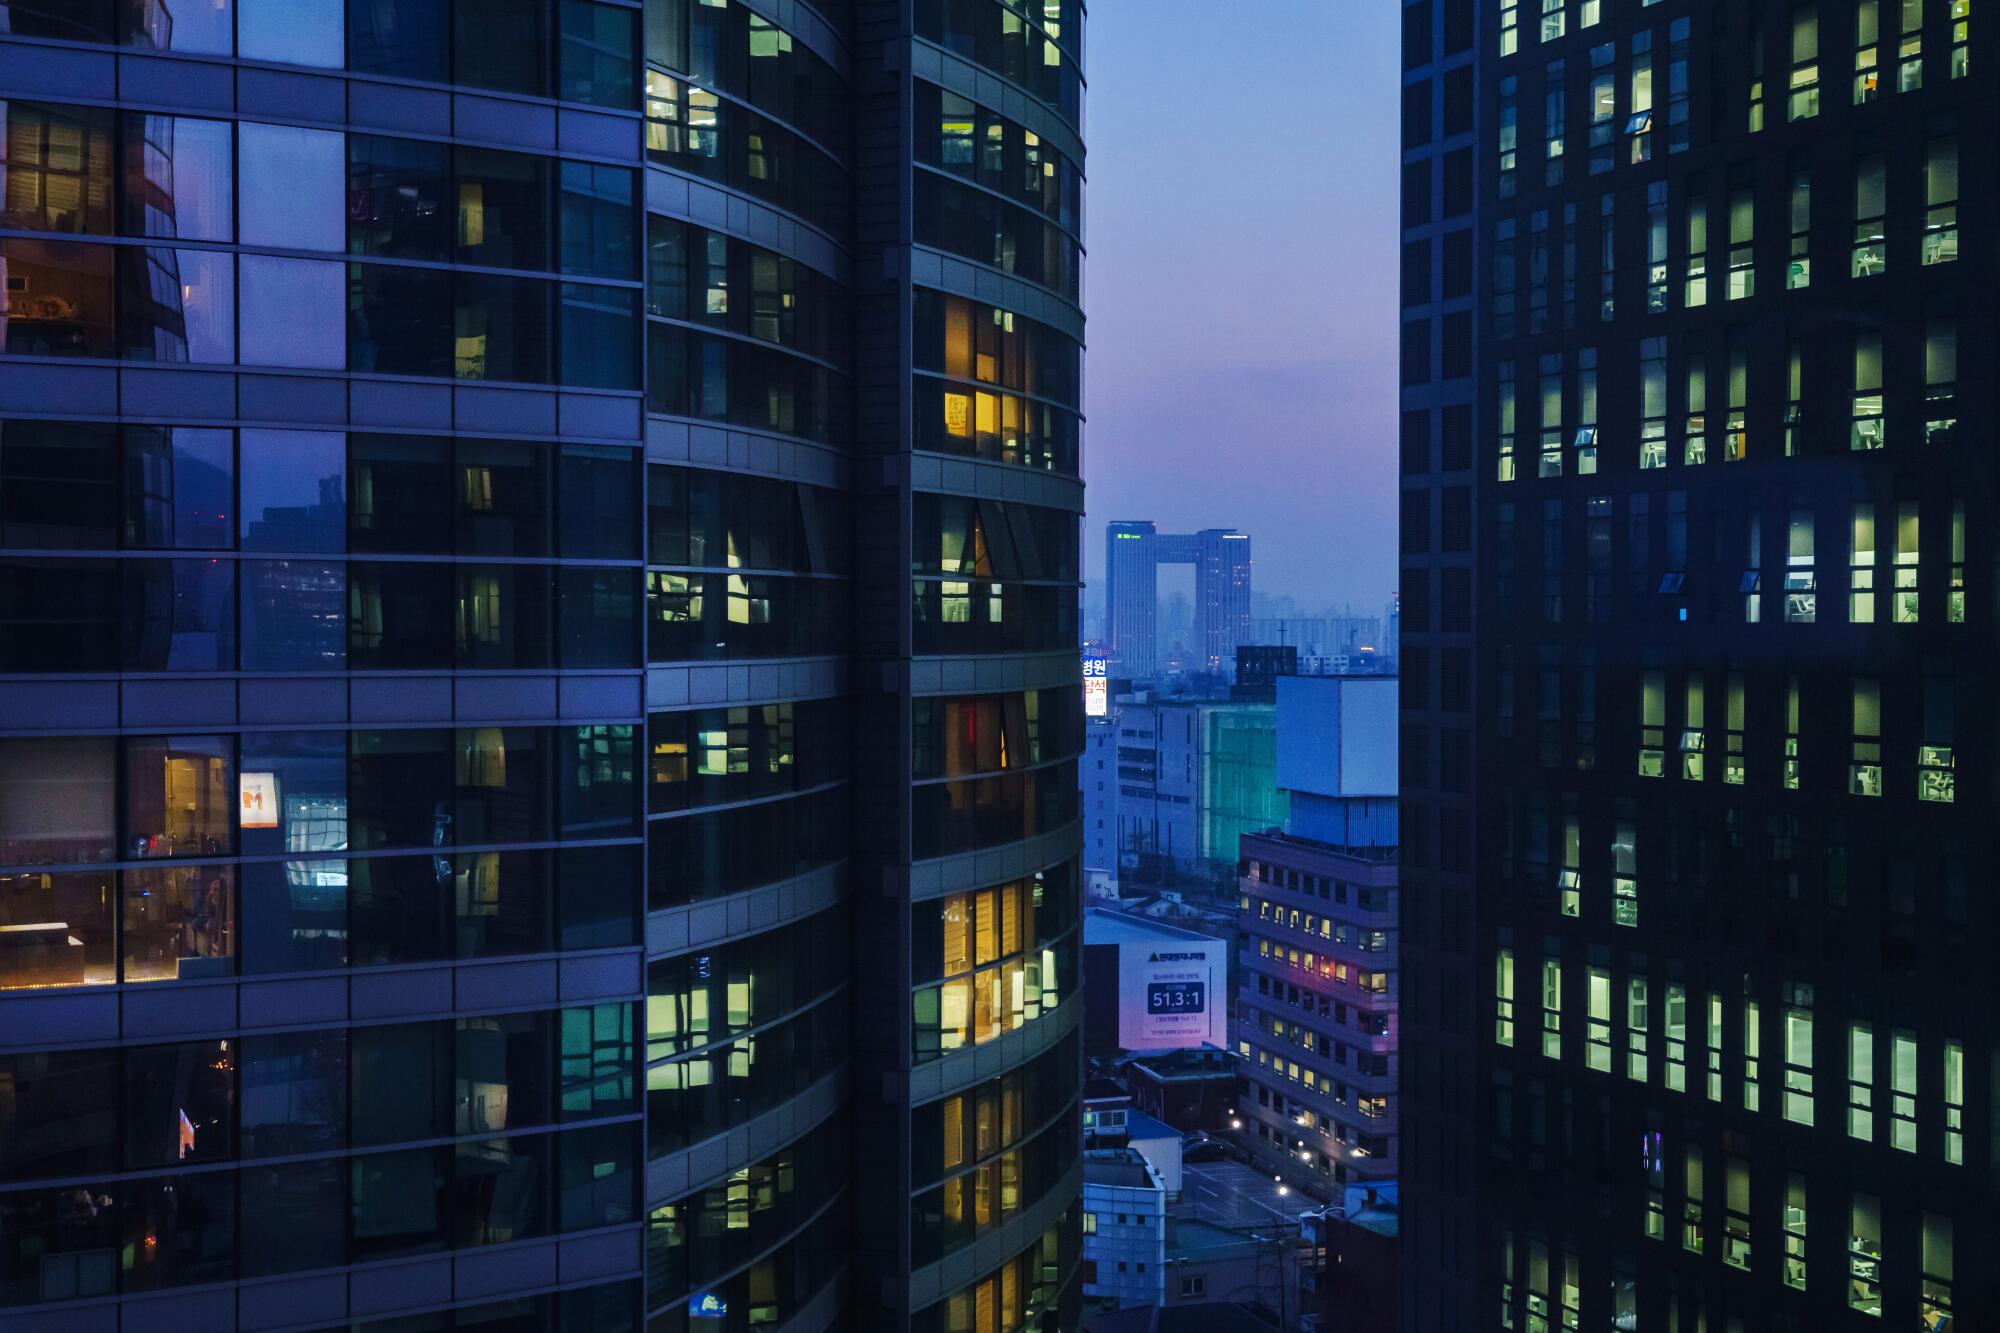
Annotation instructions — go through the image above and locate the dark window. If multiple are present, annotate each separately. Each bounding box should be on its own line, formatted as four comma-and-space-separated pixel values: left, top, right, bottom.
1402, 81, 1433, 149
457, 148, 554, 273
0, 420, 119, 549
456, 270, 553, 384
348, 562, 454, 670
124, 1040, 234, 1168
1443, 67, 1474, 137
348, 0, 450, 82
0, 1050, 118, 1183
348, 135, 452, 262
349, 434, 454, 555
1403, 161, 1433, 228
240, 1159, 346, 1277
456, 0, 552, 98
560, 0, 638, 110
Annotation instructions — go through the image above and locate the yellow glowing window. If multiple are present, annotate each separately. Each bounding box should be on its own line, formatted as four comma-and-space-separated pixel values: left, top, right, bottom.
944, 392, 972, 437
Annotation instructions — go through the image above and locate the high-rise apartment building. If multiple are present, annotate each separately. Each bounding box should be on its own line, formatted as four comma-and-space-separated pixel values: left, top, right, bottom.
1402, 0, 1992, 1328
0, 1, 1084, 1330
1102, 525, 1252, 678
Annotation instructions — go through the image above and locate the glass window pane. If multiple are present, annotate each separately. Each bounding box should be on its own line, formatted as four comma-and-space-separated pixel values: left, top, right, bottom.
239, 254, 345, 368
455, 0, 550, 97
454, 726, 551, 843
0, 419, 119, 549
349, 729, 454, 851
124, 734, 233, 860
238, 730, 350, 857
0, 563, 115, 670
0, 102, 115, 236
559, 281, 641, 389
456, 1011, 552, 1134
456, 147, 553, 272
123, 1040, 235, 1168
121, 557, 237, 671
456, 271, 552, 383
558, 443, 638, 560
350, 1023, 452, 1146
0, 238, 118, 358
237, 0, 344, 68
558, 1121, 635, 1230
561, 0, 637, 108
349, 433, 453, 554
122, 114, 233, 241
240, 559, 347, 670
558, 160, 637, 279
0, 1049, 119, 1181
455, 1133, 550, 1246
351, 1146, 451, 1261
560, 723, 637, 837
121, 864, 235, 982
240, 1159, 346, 1276
454, 849, 551, 958
455, 439, 551, 556
238, 122, 345, 251
240, 428, 345, 553
348, 561, 453, 670
0, 737, 115, 866
0, 1, 116, 43
123, 426, 234, 550
348, 853, 453, 966
125, 0, 234, 52
350, 261, 453, 376
348, 0, 448, 81
119, 1171, 234, 1290
240, 1030, 347, 1156
117, 246, 236, 363
456, 565, 554, 669
559, 567, 638, 667
0, 869, 116, 989
348, 134, 451, 261
557, 843, 637, 949
240, 858, 348, 974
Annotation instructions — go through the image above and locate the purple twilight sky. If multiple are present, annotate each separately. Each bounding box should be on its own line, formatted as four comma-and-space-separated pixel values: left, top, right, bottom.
1082, 1, 1401, 613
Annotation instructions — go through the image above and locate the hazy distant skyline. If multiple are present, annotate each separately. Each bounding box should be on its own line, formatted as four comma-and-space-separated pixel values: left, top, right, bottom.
1083, 1, 1399, 608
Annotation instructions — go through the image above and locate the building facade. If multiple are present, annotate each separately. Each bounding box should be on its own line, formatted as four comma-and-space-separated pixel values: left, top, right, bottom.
1402, 0, 1993, 1327
1236, 677, 1398, 1189
1096, 698, 1286, 883
0, 1, 1084, 1330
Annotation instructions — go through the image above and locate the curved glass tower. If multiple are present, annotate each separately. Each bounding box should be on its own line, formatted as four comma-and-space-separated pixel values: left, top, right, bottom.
0, 1, 1081, 1330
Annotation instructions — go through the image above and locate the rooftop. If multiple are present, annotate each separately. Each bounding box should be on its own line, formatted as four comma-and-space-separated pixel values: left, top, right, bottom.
1083, 907, 1227, 947
1083, 1149, 1160, 1191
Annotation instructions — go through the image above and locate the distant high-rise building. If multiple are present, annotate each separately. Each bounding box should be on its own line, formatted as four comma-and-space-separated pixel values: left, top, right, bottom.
1104, 524, 1254, 677
1107, 520, 1161, 677
1402, 1, 1994, 1328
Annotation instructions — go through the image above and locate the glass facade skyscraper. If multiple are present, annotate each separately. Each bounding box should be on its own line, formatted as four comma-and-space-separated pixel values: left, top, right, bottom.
0, 1, 1083, 1330
1402, 0, 1992, 1328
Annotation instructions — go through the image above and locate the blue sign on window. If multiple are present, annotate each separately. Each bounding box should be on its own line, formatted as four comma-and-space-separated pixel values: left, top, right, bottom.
1146, 981, 1206, 1014
689, 1292, 728, 1319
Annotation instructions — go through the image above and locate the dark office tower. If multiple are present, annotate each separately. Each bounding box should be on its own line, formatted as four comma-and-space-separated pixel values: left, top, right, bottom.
1402, 0, 1995, 1328
0, 1, 1083, 1331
